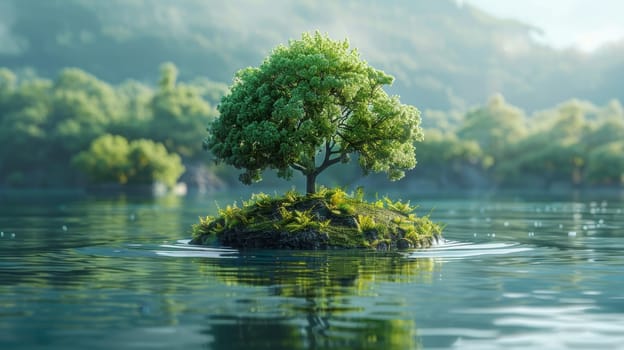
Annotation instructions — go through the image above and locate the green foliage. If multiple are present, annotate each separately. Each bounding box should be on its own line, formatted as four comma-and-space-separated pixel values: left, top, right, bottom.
282, 209, 329, 233
357, 215, 377, 232
191, 188, 442, 249
218, 204, 246, 229
205, 32, 423, 193
0, 65, 225, 187
329, 189, 347, 208
457, 94, 526, 163
3, 49, 624, 190
586, 141, 624, 184
353, 187, 366, 202
73, 134, 185, 188
0, 76, 53, 183
242, 192, 273, 208
72, 134, 131, 185
125, 138, 186, 188
50, 68, 124, 154
149, 62, 217, 159
192, 216, 219, 238
384, 197, 417, 215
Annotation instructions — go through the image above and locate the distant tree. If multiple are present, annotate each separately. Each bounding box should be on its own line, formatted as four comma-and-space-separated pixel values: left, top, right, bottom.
125, 138, 185, 188
0, 73, 53, 185
499, 100, 590, 186
73, 134, 185, 188
108, 79, 155, 140
416, 129, 484, 185
457, 94, 526, 162
72, 134, 131, 185
586, 141, 624, 185
150, 62, 216, 159
205, 32, 423, 194
0, 68, 16, 92
49, 68, 123, 155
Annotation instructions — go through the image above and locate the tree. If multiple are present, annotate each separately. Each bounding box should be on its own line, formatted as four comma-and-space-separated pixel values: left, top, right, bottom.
0, 73, 54, 186
205, 32, 423, 194
72, 134, 131, 185
457, 94, 526, 163
150, 63, 216, 159
49, 68, 123, 155
73, 134, 185, 188
416, 129, 484, 186
498, 100, 590, 186
586, 141, 624, 185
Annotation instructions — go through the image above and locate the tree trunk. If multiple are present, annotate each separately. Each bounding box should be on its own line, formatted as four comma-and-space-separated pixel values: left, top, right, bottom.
306, 173, 316, 195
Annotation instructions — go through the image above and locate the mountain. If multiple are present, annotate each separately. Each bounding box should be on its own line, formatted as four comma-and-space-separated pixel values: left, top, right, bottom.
0, 0, 623, 111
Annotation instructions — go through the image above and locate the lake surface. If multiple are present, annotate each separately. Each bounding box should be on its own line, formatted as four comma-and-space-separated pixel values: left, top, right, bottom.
1, 189, 623, 349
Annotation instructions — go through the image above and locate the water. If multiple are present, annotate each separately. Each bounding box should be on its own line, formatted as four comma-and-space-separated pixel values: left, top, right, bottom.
1, 190, 623, 349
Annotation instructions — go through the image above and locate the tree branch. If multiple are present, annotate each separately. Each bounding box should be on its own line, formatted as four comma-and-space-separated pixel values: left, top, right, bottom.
290, 163, 307, 173
315, 155, 343, 175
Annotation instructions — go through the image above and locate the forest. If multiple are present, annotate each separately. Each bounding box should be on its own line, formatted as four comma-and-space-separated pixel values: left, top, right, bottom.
0, 0, 623, 191
1, 64, 622, 190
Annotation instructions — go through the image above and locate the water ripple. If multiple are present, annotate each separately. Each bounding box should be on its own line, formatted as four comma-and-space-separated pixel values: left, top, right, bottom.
76, 242, 238, 259
407, 240, 532, 259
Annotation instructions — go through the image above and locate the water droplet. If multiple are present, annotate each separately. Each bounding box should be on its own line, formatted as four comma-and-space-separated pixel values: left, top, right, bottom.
491, 233, 496, 237
129, 213, 136, 221
62, 225, 68, 231
473, 233, 477, 237
558, 224, 563, 229
568, 231, 577, 237
10, 233, 15, 238
0, 232, 3, 237
503, 221, 509, 227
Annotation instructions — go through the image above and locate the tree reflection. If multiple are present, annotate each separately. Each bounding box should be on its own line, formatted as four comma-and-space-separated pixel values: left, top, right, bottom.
198, 251, 439, 349
206, 315, 417, 350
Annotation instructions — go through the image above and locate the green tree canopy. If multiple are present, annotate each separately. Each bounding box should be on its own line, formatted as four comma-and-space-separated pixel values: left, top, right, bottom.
457, 94, 526, 161
73, 134, 185, 188
205, 32, 423, 194
150, 62, 216, 159
586, 141, 624, 185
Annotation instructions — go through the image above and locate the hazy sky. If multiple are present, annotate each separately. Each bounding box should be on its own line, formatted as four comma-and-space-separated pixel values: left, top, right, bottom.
463, 0, 624, 51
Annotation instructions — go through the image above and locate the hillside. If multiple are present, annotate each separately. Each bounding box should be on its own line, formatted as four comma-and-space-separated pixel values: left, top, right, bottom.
1, 0, 622, 111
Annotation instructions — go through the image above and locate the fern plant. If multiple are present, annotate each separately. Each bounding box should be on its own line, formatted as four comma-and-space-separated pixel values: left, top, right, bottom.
219, 204, 247, 228
384, 197, 417, 214
357, 215, 377, 232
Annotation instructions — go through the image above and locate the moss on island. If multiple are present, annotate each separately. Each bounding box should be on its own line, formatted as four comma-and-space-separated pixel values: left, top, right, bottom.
191, 188, 442, 250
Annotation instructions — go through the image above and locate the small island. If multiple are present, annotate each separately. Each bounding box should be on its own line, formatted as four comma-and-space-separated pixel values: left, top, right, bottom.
191, 188, 442, 250
192, 32, 443, 249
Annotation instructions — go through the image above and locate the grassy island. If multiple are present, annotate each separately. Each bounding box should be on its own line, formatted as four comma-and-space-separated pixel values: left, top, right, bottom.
191, 188, 442, 250
192, 32, 443, 250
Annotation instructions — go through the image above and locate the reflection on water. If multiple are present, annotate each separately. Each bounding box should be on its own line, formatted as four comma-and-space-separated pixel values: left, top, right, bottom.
0, 191, 623, 349
407, 241, 532, 259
